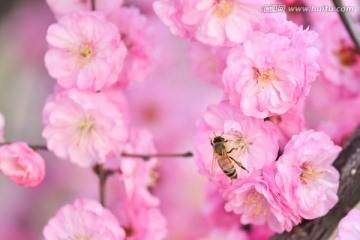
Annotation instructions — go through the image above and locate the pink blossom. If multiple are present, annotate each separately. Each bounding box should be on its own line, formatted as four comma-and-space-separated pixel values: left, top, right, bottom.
222, 171, 301, 233
276, 130, 341, 219
316, 17, 360, 96
153, 0, 265, 46
188, 42, 228, 88
45, 11, 127, 91
108, 6, 156, 86
336, 209, 360, 240
0, 142, 45, 187
223, 29, 319, 118
0, 112, 4, 143
46, 0, 123, 19
43, 198, 126, 240
42, 89, 129, 167
196, 101, 279, 184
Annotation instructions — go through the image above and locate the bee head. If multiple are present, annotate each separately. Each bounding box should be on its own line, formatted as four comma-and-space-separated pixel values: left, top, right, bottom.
213, 136, 225, 143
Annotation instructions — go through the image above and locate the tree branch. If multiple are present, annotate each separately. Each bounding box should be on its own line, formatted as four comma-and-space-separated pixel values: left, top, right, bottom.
121, 151, 193, 161
271, 125, 360, 240
332, 0, 360, 54
91, 0, 96, 11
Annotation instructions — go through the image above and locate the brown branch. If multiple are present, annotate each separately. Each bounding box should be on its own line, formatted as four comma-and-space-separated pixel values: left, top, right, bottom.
122, 151, 193, 161
271, 125, 360, 240
0, 142, 47, 151
333, 0, 360, 54
91, 0, 96, 11
93, 164, 107, 207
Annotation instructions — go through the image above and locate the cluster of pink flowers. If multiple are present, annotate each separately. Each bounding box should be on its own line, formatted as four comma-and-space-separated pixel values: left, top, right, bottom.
41, 1, 167, 239
153, 0, 342, 235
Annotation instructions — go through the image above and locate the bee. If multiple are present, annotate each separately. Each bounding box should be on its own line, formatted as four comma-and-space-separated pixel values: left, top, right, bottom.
210, 133, 249, 180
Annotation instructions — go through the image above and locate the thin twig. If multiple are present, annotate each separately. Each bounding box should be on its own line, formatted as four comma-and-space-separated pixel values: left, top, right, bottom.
0, 142, 47, 151
121, 151, 193, 161
333, 0, 360, 53
93, 164, 106, 207
91, 0, 96, 11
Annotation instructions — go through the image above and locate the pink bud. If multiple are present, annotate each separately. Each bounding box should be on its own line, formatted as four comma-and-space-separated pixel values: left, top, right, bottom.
0, 142, 45, 187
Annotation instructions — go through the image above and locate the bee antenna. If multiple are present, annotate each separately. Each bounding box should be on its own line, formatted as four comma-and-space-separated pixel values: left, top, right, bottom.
221, 132, 224, 137
213, 131, 216, 137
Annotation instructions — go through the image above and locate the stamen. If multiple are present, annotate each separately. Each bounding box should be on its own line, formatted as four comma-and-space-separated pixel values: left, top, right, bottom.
76, 43, 94, 66
244, 189, 268, 217
299, 162, 323, 185
253, 67, 277, 88
213, 0, 236, 19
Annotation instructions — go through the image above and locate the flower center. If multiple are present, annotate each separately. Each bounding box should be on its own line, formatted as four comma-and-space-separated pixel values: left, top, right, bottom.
67, 233, 92, 240
299, 162, 323, 185
213, 0, 236, 19
77, 116, 96, 137
244, 189, 268, 217
77, 43, 94, 65
253, 67, 277, 88
226, 131, 251, 158
334, 45, 357, 66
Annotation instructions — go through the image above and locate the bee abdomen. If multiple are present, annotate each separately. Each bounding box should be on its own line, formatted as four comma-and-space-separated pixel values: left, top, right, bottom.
224, 168, 237, 179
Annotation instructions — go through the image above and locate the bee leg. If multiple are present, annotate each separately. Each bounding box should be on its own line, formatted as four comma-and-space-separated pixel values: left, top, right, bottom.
229, 156, 249, 173
227, 148, 235, 154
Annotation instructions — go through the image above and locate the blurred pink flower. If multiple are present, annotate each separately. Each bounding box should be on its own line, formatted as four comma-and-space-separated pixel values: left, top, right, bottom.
111, 181, 168, 240
316, 17, 360, 96
196, 101, 279, 183
222, 172, 301, 233
0, 142, 45, 187
153, 0, 264, 46
336, 209, 360, 240
45, 11, 127, 91
249, 224, 275, 240
188, 42, 228, 88
0, 113, 4, 143
200, 226, 250, 240
46, 0, 123, 19
43, 198, 125, 240
276, 130, 341, 219
124, 0, 154, 14
106, 127, 159, 197
223, 29, 318, 118
267, 101, 305, 150
304, 75, 359, 145
203, 183, 239, 229
42, 89, 129, 167
108, 6, 157, 86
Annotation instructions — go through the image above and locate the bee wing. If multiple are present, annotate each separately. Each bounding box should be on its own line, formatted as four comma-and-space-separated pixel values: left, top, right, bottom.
211, 153, 219, 176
